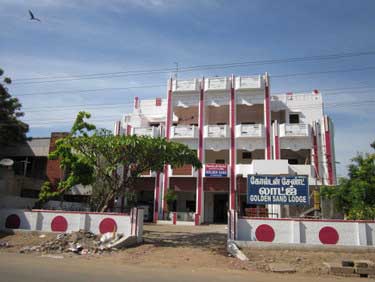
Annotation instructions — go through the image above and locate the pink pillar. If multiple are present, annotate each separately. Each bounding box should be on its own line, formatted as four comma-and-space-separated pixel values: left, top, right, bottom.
162, 78, 173, 214
229, 75, 236, 211
153, 172, 160, 222
126, 124, 132, 136
312, 122, 320, 179
324, 116, 334, 185
134, 96, 139, 109
264, 73, 271, 160
196, 78, 204, 225
273, 120, 280, 159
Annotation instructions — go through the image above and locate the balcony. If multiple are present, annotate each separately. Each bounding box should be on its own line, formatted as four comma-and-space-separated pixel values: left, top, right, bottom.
204, 77, 230, 91
279, 124, 310, 138
235, 75, 263, 90
170, 164, 197, 177
131, 127, 159, 138
170, 126, 198, 139
172, 79, 199, 92
235, 124, 264, 138
204, 125, 229, 138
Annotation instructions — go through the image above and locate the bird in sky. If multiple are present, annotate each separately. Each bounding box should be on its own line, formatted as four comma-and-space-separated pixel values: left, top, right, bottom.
28, 10, 41, 22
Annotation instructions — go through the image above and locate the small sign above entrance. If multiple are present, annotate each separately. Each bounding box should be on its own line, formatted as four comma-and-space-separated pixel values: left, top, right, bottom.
247, 175, 309, 205
205, 164, 228, 177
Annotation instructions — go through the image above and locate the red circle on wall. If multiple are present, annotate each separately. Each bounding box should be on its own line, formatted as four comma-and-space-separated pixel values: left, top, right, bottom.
319, 226, 339, 244
99, 218, 117, 234
255, 224, 275, 242
51, 216, 68, 232
5, 214, 20, 229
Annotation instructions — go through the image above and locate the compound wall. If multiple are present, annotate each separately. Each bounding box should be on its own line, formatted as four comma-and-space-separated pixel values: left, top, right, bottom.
0, 208, 143, 241
235, 217, 375, 246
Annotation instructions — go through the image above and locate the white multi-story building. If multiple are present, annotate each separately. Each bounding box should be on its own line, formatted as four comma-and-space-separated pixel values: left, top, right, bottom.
114, 73, 336, 224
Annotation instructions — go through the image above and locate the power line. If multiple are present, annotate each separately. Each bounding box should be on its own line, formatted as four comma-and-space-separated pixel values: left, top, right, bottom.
13, 67, 375, 98
11, 50, 375, 85
19, 99, 375, 124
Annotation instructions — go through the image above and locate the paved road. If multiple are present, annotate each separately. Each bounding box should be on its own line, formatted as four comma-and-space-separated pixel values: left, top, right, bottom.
0, 253, 365, 282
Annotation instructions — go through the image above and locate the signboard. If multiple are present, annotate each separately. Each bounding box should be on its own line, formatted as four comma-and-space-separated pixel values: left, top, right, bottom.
247, 175, 309, 205
205, 164, 227, 177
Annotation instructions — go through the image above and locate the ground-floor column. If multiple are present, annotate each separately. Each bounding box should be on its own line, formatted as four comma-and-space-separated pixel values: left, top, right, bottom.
153, 172, 161, 223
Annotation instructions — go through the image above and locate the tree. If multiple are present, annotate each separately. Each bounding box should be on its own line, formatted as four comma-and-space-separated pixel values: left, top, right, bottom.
39, 111, 202, 212
0, 68, 29, 146
321, 141, 375, 219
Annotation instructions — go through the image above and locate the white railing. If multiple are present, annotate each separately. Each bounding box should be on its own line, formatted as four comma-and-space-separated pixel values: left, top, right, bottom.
204, 77, 229, 91
235, 75, 263, 90
131, 127, 159, 138
235, 124, 264, 138
279, 124, 310, 137
204, 125, 229, 138
172, 79, 199, 92
170, 125, 198, 139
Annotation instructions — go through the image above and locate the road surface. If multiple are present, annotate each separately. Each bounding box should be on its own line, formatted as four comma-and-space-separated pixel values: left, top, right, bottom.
0, 253, 365, 282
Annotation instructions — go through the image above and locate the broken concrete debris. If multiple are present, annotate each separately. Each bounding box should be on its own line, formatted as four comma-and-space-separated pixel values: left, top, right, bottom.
324, 260, 375, 278
0, 241, 10, 248
18, 230, 133, 256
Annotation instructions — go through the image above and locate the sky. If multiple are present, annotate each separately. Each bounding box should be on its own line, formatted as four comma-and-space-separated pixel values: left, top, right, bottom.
0, 0, 374, 177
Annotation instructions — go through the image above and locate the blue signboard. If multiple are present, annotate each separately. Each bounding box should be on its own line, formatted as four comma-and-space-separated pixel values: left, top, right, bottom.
247, 175, 309, 205
205, 164, 227, 177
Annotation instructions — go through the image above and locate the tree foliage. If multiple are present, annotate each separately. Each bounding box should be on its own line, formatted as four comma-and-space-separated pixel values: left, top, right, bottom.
39, 111, 202, 212
0, 68, 28, 146
321, 141, 375, 219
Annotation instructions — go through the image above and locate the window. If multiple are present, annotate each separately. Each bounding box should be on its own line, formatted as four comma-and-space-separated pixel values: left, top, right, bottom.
289, 114, 300, 124
215, 159, 225, 164
190, 123, 198, 126
216, 123, 226, 125
242, 152, 252, 159
288, 159, 299, 164
149, 123, 160, 127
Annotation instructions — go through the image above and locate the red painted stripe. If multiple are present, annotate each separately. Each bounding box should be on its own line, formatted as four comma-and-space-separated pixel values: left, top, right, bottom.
153, 172, 160, 223
324, 117, 334, 185
312, 125, 320, 178
264, 75, 271, 160
173, 212, 177, 225
230, 77, 236, 210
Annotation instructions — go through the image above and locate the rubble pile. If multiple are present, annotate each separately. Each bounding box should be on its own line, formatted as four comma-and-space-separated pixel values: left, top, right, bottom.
19, 230, 124, 255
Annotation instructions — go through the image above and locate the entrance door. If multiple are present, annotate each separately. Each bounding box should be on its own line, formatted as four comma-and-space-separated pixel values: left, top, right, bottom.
213, 194, 228, 223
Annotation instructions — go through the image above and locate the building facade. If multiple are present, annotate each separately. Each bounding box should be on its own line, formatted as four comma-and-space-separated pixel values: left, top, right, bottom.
115, 73, 336, 224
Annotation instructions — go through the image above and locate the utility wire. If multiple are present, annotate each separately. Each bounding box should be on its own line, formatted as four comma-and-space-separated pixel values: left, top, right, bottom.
11, 50, 375, 85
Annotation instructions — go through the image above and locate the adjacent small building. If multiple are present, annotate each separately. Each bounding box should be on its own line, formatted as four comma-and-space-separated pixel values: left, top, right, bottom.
115, 73, 337, 224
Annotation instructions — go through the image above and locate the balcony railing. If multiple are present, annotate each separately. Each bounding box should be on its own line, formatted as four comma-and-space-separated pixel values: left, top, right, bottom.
235, 124, 264, 138
172, 79, 199, 92
204, 77, 229, 91
170, 126, 198, 139
204, 125, 229, 138
131, 127, 159, 138
235, 75, 263, 90
279, 124, 310, 137
171, 164, 194, 176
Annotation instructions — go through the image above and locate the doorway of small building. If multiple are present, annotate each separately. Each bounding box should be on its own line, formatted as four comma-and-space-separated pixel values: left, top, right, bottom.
213, 193, 228, 223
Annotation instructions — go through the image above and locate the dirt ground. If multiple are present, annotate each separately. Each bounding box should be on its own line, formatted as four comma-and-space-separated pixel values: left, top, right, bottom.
241, 248, 375, 274
1, 224, 375, 279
